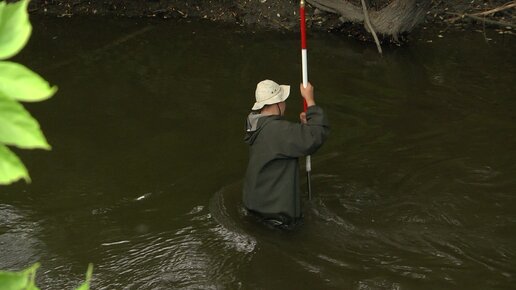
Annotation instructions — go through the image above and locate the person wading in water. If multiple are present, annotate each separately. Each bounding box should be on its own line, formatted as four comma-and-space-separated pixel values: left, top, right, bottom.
243, 79, 330, 229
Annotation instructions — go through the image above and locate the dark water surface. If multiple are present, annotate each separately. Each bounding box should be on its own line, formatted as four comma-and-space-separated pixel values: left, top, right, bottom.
1, 16, 515, 289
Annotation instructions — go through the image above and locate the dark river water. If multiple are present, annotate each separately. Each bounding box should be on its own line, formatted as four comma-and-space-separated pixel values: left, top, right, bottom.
1, 16, 515, 289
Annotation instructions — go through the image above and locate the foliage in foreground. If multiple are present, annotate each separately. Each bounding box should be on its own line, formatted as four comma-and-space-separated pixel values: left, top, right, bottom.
0, 1, 93, 288
0, 263, 93, 290
0, 0, 57, 185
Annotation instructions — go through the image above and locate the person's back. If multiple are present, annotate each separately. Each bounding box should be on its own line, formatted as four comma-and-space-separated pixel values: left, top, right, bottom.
243, 80, 329, 227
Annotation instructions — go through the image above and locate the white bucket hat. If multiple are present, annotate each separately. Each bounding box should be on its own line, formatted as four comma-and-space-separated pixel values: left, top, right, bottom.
252, 80, 290, 111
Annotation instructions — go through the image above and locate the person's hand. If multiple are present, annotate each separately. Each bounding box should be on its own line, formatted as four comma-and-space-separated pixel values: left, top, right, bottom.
300, 112, 307, 124
300, 82, 316, 107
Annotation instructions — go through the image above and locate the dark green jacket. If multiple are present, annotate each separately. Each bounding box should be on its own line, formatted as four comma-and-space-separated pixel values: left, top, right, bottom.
243, 105, 329, 219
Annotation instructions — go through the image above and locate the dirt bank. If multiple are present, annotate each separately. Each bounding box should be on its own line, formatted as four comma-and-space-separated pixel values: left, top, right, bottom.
28, 0, 514, 40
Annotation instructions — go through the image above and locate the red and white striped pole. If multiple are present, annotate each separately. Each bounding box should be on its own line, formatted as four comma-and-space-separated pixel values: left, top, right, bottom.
300, 0, 308, 92
300, 0, 312, 200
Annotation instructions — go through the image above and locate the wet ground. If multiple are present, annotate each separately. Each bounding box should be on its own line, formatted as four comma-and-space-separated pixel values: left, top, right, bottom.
1, 15, 515, 289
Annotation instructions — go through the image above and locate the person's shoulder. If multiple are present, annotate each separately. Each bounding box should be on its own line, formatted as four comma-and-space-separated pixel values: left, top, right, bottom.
270, 117, 295, 125
261, 117, 288, 128
267, 118, 301, 133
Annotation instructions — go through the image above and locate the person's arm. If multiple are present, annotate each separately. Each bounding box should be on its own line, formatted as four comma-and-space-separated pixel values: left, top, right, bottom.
275, 83, 330, 157
301, 82, 316, 107
299, 82, 314, 124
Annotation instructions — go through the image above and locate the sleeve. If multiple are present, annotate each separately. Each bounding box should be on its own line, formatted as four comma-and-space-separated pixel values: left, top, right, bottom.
274, 105, 330, 158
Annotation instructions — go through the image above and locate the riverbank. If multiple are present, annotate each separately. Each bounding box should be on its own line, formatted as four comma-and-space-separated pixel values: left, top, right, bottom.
27, 0, 515, 41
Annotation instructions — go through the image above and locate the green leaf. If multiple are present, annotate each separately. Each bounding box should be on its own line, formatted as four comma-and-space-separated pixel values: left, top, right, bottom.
0, 94, 51, 150
0, 263, 39, 290
0, 144, 30, 185
0, 272, 29, 290
0, 61, 57, 102
75, 264, 93, 290
0, 0, 32, 59
24, 263, 40, 290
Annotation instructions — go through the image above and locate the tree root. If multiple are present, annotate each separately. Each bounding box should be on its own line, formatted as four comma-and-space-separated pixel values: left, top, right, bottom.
360, 0, 383, 54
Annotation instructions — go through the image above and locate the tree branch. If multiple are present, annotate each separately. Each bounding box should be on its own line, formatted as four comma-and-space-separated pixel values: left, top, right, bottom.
472, 1, 515, 17
447, 12, 515, 28
447, 1, 516, 22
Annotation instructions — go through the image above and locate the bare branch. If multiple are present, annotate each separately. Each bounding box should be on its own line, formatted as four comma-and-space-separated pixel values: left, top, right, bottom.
447, 12, 515, 28
447, 1, 516, 22
473, 1, 516, 17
